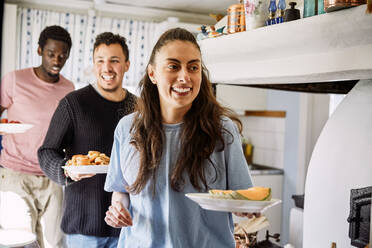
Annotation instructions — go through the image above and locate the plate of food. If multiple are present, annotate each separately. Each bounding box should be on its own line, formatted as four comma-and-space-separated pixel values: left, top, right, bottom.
62, 151, 110, 174
185, 187, 281, 213
0, 119, 33, 134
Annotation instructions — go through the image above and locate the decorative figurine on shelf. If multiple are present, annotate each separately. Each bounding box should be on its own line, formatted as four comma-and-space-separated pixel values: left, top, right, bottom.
207, 26, 225, 38
266, 0, 277, 25
197, 25, 225, 41
197, 25, 209, 41
276, 0, 286, 23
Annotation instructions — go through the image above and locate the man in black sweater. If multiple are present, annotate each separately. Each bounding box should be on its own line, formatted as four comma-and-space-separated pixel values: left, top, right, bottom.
38, 32, 136, 248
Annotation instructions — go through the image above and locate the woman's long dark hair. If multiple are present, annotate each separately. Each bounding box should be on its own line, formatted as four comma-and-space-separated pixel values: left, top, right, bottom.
128, 28, 242, 194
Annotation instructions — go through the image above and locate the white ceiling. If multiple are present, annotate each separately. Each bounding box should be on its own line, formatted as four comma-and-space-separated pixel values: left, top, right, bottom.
8, 0, 239, 24
104, 0, 237, 15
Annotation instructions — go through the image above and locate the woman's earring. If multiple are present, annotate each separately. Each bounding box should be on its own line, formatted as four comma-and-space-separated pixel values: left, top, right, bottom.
148, 72, 156, 85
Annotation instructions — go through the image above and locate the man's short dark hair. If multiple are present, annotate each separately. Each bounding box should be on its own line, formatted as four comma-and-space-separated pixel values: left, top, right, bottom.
38, 25, 72, 50
94, 32, 129, 61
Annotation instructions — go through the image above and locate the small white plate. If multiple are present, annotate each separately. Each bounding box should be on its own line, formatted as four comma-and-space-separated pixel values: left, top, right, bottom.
62, 165, 108, 174
185, 193, 281, 213
0, 229, 37, 246
0, 124, 33, 134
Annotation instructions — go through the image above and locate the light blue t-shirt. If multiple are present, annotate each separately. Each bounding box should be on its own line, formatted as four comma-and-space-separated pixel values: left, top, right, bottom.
104, 113, 253, 248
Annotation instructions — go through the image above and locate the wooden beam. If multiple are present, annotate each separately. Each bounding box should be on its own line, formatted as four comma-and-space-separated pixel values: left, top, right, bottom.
244, 110, 286, 118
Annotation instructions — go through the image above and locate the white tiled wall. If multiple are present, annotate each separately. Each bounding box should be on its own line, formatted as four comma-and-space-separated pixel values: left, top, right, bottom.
240, 116, 286, 169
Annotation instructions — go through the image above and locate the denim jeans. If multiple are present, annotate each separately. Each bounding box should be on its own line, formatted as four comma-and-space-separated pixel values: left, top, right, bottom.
66, 234, 119, 248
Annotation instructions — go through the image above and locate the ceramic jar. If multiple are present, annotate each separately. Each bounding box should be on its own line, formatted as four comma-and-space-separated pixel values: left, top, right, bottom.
243, 0, 268, 30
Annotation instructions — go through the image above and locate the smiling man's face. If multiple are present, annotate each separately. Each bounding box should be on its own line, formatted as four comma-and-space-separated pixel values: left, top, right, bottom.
93, 43, 130, 93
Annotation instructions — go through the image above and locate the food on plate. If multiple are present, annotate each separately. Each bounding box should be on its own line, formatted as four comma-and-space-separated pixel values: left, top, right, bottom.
88, 150, 100, 162
209, 187, 271, 201
67, 151, 110, 166
75, 155, 91, 165
94, 156, 109, 165
232, 187, 272, 201
209, 189, 234, 199
0, 119, 21, 124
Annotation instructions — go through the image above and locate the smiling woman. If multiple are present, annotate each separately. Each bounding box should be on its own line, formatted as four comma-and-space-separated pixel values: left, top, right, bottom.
104, 28, 254, 248
147, 40, 202, 124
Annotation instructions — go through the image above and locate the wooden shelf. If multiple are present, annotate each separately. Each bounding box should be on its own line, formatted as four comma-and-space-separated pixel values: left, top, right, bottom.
244, 110, 286, 118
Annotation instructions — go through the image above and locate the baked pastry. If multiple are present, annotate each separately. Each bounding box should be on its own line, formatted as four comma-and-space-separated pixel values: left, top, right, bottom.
94, 153, 110, 165
67, 151, 110, 166
75, 155, 90, 166
88, 151, 100, 163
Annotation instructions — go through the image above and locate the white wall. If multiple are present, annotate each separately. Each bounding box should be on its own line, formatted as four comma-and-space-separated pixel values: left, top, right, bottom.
297, 93, 330, 194
240, 115, 285, 169
216, 84, 267, 113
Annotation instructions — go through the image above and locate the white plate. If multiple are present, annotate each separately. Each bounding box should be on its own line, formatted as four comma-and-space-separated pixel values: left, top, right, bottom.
185, 193, 281, 213
0, 124, 33, 134
62, 165, 108, 174
0, 229, 37, 246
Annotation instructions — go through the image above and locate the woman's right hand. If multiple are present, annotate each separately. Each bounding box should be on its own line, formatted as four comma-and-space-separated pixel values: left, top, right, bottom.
105, 200, 133, 228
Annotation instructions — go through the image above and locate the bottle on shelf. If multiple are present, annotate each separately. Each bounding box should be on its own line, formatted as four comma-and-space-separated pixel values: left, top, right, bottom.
266, 0, 277, 25
242, 137, 254, 165
283, 2, 301, 22
277, 0, 286, 23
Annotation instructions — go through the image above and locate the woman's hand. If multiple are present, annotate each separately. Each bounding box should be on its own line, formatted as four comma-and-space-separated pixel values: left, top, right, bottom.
233, 212, 261, 218
105, 200, 133, 228
64, 169, 95, 181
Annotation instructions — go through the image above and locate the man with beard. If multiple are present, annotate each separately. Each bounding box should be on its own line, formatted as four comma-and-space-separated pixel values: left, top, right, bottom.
38, 32, 136, 248
0, 25, 74, 248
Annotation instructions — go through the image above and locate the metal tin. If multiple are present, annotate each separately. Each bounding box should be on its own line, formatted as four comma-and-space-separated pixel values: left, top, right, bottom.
324, 0, 366, 12
227, 4, 246, 34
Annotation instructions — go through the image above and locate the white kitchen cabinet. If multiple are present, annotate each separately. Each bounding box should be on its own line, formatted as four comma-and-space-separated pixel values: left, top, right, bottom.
233, 173, 283, 243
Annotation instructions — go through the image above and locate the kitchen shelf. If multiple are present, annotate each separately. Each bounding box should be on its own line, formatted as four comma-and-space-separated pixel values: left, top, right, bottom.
244, 110, 286, 118
199, 5, 372, 88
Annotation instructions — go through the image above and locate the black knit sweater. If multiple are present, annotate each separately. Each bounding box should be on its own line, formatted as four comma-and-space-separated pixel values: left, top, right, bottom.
38, 85, 136, 237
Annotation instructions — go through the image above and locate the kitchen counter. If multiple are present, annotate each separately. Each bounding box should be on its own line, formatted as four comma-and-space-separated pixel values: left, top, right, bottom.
249, 164, 284, 176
